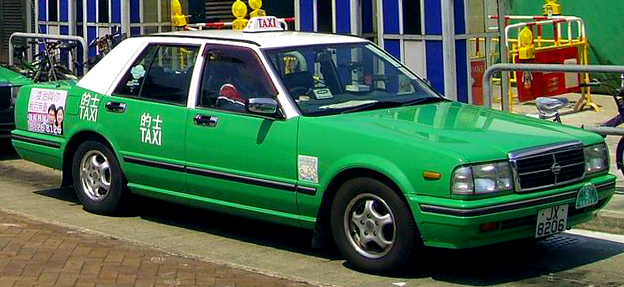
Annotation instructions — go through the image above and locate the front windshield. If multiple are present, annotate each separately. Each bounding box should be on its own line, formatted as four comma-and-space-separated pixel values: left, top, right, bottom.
265, 43, 443, 116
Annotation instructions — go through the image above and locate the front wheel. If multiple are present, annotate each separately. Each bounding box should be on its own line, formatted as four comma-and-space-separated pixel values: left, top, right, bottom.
72, 140, 127, 215
331, 178, 419, 274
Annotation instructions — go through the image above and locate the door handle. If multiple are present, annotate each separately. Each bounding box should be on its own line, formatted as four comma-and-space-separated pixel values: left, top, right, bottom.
194, 114, 218, 127
105, 101, 126, 113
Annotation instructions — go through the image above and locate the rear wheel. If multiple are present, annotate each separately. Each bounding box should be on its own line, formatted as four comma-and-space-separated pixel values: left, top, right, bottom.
331, 178, 418, 274
72, 140, 127, 215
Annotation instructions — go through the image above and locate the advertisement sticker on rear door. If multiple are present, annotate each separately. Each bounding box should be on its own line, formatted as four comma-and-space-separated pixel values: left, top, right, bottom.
27, 88, 68, 135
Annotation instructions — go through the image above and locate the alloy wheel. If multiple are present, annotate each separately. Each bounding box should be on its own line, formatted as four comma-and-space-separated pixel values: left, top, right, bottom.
343, 193, 397, 259
79, 150, 111, 201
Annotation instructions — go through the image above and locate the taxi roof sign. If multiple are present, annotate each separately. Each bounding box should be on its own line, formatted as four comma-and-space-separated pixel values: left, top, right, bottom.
244, 16, 285, 33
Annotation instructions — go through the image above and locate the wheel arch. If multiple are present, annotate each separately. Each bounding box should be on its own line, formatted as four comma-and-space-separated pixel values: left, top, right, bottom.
313, 167, 415, 247
61, 130, 116, 187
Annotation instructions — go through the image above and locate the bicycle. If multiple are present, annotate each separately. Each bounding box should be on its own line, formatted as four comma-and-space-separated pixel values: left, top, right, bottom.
87, 27, 124, 69
532, 77, 624, 176
10, 39, 79, 82
10, 40, 45, 80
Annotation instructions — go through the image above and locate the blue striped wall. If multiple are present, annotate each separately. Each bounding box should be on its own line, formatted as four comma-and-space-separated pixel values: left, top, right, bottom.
60, 0, 68, 22
335, 0, 351, 33
382, 0, 399, 34
426, 41, 444, 94
299, 0, 314, 31
455, 39, 468, 103
112, 0, 122, 23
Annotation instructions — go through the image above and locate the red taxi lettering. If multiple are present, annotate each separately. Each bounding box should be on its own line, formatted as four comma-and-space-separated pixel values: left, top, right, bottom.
259, 18, 276, 28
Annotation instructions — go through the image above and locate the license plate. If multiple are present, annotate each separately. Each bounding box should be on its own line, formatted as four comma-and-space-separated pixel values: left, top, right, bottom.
576, 183, 599, 209
535, 205, 568, 238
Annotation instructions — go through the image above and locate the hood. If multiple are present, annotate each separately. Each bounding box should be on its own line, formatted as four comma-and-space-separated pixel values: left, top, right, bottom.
318, 101, 602, 164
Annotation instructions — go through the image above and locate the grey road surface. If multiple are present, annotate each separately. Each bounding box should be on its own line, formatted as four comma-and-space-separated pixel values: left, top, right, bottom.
1, 142, 624, 287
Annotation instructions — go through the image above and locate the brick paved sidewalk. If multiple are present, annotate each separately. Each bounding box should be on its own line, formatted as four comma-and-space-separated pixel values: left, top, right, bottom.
0, 210, 315, 287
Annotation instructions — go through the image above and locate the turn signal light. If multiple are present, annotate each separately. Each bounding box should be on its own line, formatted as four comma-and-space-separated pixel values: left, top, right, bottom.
423, 171, 441, 180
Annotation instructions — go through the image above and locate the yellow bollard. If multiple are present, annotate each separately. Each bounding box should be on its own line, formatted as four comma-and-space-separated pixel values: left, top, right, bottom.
543, 0, 562, 16
232, 0, 249, 30
518, 27, 536, 60
249, 0, 267, 18
171, 0, 187, 27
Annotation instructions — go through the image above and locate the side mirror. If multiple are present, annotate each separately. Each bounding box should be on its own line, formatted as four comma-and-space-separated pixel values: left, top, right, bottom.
247, 98, 278, 115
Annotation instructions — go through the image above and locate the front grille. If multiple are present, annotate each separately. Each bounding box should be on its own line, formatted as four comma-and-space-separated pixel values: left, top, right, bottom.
510, 141, 585, 192
0, 86, 11, 110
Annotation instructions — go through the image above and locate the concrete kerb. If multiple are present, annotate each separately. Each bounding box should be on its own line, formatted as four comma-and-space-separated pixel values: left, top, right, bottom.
577, 190, 624, 235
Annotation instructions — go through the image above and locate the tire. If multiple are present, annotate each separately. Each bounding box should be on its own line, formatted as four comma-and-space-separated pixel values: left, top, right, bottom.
72, 140, 127, 215
330, 178, 418, 274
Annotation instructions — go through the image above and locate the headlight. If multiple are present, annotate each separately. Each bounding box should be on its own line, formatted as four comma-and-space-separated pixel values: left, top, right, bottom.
452, 161, 513, 195
10, 86, 20, 106
584, 143, 608, 174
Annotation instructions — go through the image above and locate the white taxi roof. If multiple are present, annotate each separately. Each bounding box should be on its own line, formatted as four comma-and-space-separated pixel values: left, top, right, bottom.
78, 30, 368, 96
157, 30, 368, 49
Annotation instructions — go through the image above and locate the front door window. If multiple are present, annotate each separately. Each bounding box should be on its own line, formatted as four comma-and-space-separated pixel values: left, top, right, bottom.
198, 46, 277, 113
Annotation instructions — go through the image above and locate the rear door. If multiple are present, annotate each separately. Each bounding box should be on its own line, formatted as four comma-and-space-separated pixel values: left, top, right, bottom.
99, 43, 201, 193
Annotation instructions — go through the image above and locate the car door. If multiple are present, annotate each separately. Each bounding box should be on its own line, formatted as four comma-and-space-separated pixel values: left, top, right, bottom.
99, 43, 201, 193
185, 44, 299, 215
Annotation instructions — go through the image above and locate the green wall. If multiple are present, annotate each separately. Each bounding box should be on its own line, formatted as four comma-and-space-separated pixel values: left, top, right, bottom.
508, 0, 624, 66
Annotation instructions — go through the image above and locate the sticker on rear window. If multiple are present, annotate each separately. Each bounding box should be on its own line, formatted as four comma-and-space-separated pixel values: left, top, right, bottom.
27, 88, 68, 135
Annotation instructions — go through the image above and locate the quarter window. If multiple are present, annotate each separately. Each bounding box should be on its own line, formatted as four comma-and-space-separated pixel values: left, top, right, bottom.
113, 44, 200, 105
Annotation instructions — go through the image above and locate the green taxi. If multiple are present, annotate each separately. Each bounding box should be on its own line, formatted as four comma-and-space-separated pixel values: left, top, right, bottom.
1, 66, 32, 138
11, 17, 615, 273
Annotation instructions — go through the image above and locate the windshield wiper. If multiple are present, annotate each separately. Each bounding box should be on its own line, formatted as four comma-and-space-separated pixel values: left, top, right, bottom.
340, 100, 404, 114
401, 97, 447, 106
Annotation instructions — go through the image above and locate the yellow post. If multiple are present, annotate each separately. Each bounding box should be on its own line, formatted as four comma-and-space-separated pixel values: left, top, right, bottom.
576, 39, 600, 112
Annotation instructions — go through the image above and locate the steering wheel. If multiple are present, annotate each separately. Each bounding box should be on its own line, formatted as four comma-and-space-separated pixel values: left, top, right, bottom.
288, 86, 311, 98
359, 74, 398, 92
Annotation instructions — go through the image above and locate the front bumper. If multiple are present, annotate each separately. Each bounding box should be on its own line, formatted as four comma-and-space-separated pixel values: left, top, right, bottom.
409, 174, 616, 249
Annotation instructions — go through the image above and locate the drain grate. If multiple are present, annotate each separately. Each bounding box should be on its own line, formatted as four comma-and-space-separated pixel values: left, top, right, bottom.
538, 234, 582, 250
